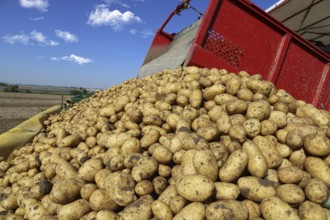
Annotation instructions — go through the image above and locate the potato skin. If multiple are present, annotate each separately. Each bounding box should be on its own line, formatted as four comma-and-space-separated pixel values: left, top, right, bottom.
253, 136, 282, 169
304, 157, 330, 187
176, 175, 214, 202
49, 178, 83, 204
260, 197, 300, 220
303, 133, 330, 156
299, 201, 327, 220
305, 178, 328, 204
242, 199, 261, 219
151, 200, 173, 220
242, 140, 267, 178
205, 200, 249, 220
193, 150, 218, 181
219, 150, 248, 182
278, 166, 303, 184
214, 182, 240, 200
276, 184, 305, 206
57, 199, 91, 220
238, 176, 276, 202
173, 202, 205, 220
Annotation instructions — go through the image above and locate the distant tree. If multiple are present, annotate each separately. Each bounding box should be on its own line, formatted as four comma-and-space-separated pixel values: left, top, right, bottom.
4, 85, 19, 92
25, 90, 32, 93
0, 82, 7, 86
82, 88, 88, 94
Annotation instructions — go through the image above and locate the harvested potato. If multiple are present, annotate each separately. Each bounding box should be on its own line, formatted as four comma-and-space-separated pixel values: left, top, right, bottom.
89, 189, 118, 211
242, 199, 261, 219
151, 200, 173, 220
238, 176, 276, 202
214, 182, 240, 200
119, 195, 153, 220
304, 157, 330, 187
193, 149, 218, 181
303, 133, 330, 156
299, 201, 327, 220
260, 197, 300, 220
242, 140, 267, 178
219, 150, 248, 182
276, 184, 305, 206
173, 202, 205, 220
304, 178, 328, 204
253, 136, 282, 168
57, 199, 91, 220
206, 200, 248, 220
278, 166, 303, 184
135, 180, 154, 196
49, 178, 83, 204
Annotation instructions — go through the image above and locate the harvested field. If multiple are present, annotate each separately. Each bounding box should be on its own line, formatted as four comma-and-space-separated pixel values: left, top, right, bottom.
0, 92, 70, 134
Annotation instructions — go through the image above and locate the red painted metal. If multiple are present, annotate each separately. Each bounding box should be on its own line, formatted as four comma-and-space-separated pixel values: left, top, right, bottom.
142, 0, 330, 109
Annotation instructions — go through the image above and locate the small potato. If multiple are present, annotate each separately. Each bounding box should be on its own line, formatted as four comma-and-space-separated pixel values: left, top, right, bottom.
173, 202, 205, 220
140, 130, 160, 149
49, 178, 83, 204
80, 183, 98, 201
176, 175, 214, 202
151, 200, 173, 220
299, 201, 327, 220
278, 166, 303, 184
169, 196, 187, 214
41, 195, 62, 215
229, 125, 246, 143
55, 160, 78, 179
305, 178, 328, 204
242, 200, 261, 219
216, 113, 232, 134
189, 89, 203, 108
152, 144, 173, 164
96, 210, 118, 220
276, 184, 305, 206
208, 105, 226, 122
94, 169, 111, 189
203, 84, 226, 101
131, 157, 158, 182
285, 130, 304, 150
261, 120, 277, 136
225, 100, 248, 115
237, 88, 254, 101
276, 143, 292, 158
260, 197, 300, 220
246, 100, 271, 121
269, 111, 287, 129
105, 172, 136, 206
89, 189, 118, 211
230, 114, 246, 126
253, 136, 282, 169
243, 118, 261, 138
135, 180, 154, 196
78, 158, 104, 182
214, 182, 240, 200
158, 185, 179, 206
58, 134, 82, 148
219, 150, 248, 182
304, 157, 330, 187
158, 164, 172, 177
226, 77, 241, 95
24, 199, 50, 220
206, 200, 248, 220
303, 133, 330, 156
121, 138, 141, 156
193, 149, 218, 181
57, 199, 91, 220
119, 195, 153, 220
289, 149, 306, 169
196, 125, 219, 141
238, 176, 276, 202
153, 176, 168, 195
242, 140, 267, 178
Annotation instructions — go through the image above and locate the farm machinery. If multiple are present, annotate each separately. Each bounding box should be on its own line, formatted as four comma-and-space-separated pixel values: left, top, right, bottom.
138, 0, 330, 110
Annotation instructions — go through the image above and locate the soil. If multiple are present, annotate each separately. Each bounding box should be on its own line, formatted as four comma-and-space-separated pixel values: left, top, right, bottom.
0, 92, 70, 134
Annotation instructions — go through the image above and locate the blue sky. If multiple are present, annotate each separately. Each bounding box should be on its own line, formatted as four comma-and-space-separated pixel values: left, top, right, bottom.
0, 0, 278, 89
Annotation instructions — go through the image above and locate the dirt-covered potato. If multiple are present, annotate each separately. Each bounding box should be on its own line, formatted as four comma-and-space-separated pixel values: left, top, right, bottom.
172, 202, 205, 220
131, 156, 158, 182
260, 197, 300, 220
303, 133, 330, 156
151, 200, 173, 220
238, 176, 276, 202
253, 136, 282, 168
206, 200, 249, 220
49, 178, 83, 204
219, 150, 248, 182
242, 140, 267, 178
242, 199, 261, 219
304, 178, 328, 204
276, 184, 305, 206
304, 157, 330, 187
214, 182, 240, 200
299, 201, 327, 220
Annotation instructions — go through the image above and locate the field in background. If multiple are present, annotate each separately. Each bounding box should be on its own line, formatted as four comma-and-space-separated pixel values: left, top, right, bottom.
0, 92, 71, 134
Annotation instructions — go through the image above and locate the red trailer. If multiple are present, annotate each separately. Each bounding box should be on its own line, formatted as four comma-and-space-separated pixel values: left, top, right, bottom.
138, 0, 330, 110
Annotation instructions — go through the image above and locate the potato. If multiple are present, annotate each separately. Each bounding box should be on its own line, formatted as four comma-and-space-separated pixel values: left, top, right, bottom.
105, 171, 136, 206
169, 196, 187, 214
242, 140, 267, 178
173, 202, 205, 220
216, 113, 232, 134
261, 120, 278, 135
243, 118, 261, 138
242, 199, 261, 219
140, 130, 160, 149
158, 164, 171, 177
78, 158, 104, 182
23, 198, 50, 220
176, 175, 214, 202
226, 77, 241, 95
226, 100, 248, 115
189, 89, 203, 108
276, 184, 305, 206
119, 195, 153, 220
269, 111, 287, 129
260, 197, 300, 220
55, 159, 78, 179
246, 100, 271, 121
41, 195, 62, 215
203, 84, 226, 100
304, 157, 330, 187
305, 178, 328, 204
196, 125, 219, 141
89, 189, 118, 211
219, 150, 248, 182
253, 136, 282, 168
229, 125, 247, 143
285, 130, 304, 150
121, 137, 141, 156
58, 134, 82, 148
151, 200, 173, 220
153, 176, 168, 195
214, 182, 240, 200
131, 156, 158, 182
57, 199, 91, 220
96, 210, 118, 220
158, 184, 179, 206
278, 166, 303, 184
135, 180, 154, 196
49, 178, 83, 204
238, 176, 276, 202
298, 201, 327, 220
276, 143, 292, 158
303, 133, 330, 156
193, 149, 218, 181
206, 200, 248, 220
152, 144, 173, 164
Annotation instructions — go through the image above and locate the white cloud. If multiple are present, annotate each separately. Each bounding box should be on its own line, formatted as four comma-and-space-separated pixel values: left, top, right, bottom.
55, 29, 78, 43
50, 54, 93, 65
129, 29, 137, 34
30, 30, 58, 46
105, 0, 130, 8
140, 29, 154, 38
122, 3, 130, 8
87, 4, 142, 31
29, 16, 44, 21
2, 34, 29, 45
19, 0, 49, 12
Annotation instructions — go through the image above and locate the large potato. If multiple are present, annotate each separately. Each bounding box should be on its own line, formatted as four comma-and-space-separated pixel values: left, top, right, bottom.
205, 200, 248, 220
237, 176, 276, 202
176, 175, 214, 202
276, 184, 305, 206
119, 195, 153, 220
304, 178, 328, 204
303, 133, 330, 156
151, 200, 173, 220
260, 197, 300, 220
193, 149, 218, 181
214, 182, 240, 200
57, 199, 91, 220
173, 202, 205, 220
298, 201, 327, 220
253, 136, 282, 168
219, 150, 248, 182
278, 166, 303, 184
242, 140, 267, 178
304, 157, 330, 187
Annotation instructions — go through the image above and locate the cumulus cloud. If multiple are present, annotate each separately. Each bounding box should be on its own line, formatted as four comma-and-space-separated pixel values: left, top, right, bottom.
19, 0, 49, 12
2, 31, 58, 46
50, 54, 93, 65
29, 16, 44, 21
87, 4, 142, 31
30, 30, 58, 46
2, 34, 30, 45
55, 29, 78, 43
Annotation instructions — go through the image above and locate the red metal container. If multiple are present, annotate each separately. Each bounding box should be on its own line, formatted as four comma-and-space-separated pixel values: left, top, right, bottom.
139, 0, 330, 109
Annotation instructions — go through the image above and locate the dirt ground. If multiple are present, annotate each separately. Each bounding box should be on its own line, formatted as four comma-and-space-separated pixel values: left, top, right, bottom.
0, 92, 70, 134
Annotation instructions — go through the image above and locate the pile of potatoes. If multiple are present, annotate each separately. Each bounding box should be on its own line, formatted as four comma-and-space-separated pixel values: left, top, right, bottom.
1, 66, 330, 220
